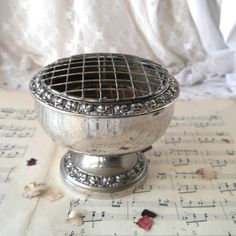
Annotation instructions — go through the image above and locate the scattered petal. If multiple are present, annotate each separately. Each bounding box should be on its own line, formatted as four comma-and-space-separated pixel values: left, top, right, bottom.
43, 188, 63, 202
222, 138, 231, 143
136, 215, 154, 231
141, 209, 157, 218
65, 210, 84, 226
141, 146, 152, 153
23, 182, 63, 201
195, 168, 217, 180
23, 182, 47, 199
27, 158, 37, 166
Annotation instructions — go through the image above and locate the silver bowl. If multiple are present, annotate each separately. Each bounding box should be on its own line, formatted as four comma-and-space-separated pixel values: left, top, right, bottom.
30, 53, 179, 197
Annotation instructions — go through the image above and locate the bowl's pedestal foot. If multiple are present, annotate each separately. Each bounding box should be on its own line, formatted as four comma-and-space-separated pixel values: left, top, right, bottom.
60, 150, 148, 198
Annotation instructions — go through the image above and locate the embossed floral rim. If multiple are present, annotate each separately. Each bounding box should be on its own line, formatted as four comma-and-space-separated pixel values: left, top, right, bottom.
30, 75, 179, 117
62, 152, 147, 189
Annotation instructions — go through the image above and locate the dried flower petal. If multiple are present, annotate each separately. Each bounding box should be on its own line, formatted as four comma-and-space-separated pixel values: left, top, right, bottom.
65, 210, 84, 226
23, 182, 63, 202
42, 188, 63, 202
27, 158, 37, 166
141, 209, 157, 218
23, 182, 47, 199
136, 215, 154, 231
141, 146, 152, 153
195, 168, 217, 180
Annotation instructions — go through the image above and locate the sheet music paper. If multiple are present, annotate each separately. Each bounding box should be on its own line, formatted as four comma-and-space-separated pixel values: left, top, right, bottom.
1, 90, 236, 236
0, 91, 56, 236
27, 99, 236, 236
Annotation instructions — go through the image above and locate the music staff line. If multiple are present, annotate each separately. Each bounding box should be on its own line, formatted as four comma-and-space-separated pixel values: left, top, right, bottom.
132, 181, 236, 195
67, 197, 236, 227
173, 115, 222, 121
80, 211, 235, 225
0, 124, 36, 138
0, 167, 15, 183
66, 208, 236, 226
0, 108, 36, 120
155, 171, 236, 180
69, 197, 236, 210
0, 143, 27, 158
170, 114, 224, 128
149, 156, 236, 168
62, 232, 236, 236
160, 136, 233, 145
149, 149, 236, 168
165, 131, 231, 137
156, 149, 235, 157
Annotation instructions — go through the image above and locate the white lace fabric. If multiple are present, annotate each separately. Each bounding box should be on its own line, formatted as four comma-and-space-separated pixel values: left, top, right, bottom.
0, 0, 235, 100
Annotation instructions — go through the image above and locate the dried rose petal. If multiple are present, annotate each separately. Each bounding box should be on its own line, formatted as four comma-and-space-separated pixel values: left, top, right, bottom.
141, 209, 157, 218
23, 182, 47, 199
195, 168, 217, 180
136, 215, 154, 231
42, 188, 63, 202
23, 182, 63, 201
141, 146, 152, 153
65, 211, 84, 226
27, 158, 37, 166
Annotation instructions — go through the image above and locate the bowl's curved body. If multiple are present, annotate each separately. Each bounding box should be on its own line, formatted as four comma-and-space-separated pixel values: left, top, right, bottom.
35, 100, 174, 156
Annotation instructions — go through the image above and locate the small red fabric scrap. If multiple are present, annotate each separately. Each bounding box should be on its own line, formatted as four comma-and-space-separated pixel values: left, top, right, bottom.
136, 215, 154, 231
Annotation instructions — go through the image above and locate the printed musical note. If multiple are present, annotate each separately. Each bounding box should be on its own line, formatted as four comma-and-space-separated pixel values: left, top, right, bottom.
172, 158, 190, 166
133, 184, 152, 193
84, 211, 105, 228
153, 151, 161, 157
175, 171, 197, 179
218, 183, 236, 196
178, 185, 198, 194
156, 172, 167, 179
226, 150, 235, 156
60, 232, 236, 236
170, 149, 198, 156
180, 198, 216, 208
182, 213, 208, 226
170, 115, 224, 128
163, 137, 182, 145
0, 124, 36, 138
197, 136, 232, 144
111, 200, 123, 207
161, 132, 233, 145
158, 198, 170, 207
68, 198, 81, 212
210, 159, 228, 168
0, 143, 27, 158
152, 149, 236, 167
0, 108, 36, 120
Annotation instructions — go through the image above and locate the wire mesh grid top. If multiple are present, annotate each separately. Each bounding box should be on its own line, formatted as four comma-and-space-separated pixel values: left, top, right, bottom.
38, 53, 170, 102
30, 53, 179, 116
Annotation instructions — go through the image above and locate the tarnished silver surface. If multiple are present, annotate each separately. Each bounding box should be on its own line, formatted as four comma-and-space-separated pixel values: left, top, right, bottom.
30, 53, 179, 197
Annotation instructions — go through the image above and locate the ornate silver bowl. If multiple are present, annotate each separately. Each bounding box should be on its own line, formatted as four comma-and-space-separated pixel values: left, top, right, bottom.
30, 53, 179, 197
